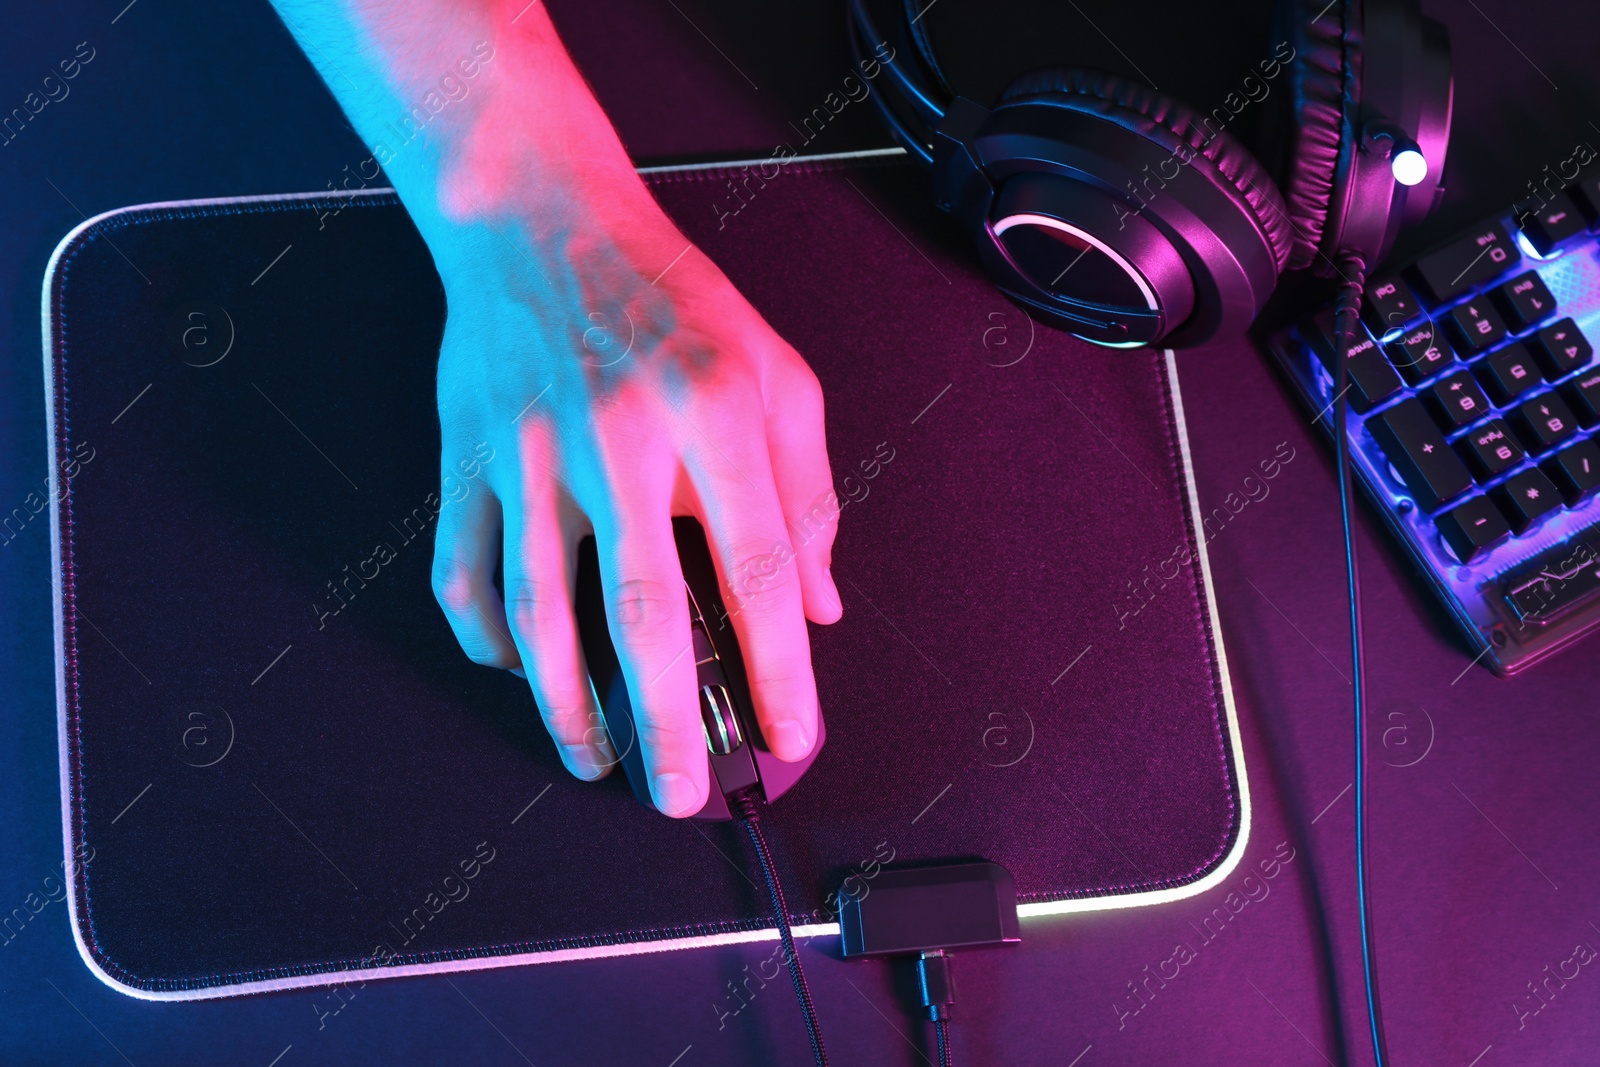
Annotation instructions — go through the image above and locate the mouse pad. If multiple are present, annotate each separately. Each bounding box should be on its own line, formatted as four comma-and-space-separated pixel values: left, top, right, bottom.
44, 153, 1246, 999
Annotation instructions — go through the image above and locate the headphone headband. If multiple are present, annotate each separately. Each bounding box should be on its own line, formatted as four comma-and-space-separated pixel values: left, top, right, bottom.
847, 0, 948, 162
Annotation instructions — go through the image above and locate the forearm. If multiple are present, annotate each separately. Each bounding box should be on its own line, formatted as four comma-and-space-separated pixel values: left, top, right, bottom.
267, 0, 676, 284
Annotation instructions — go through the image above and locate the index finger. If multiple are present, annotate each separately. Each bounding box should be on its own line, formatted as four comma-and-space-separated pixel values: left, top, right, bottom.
595, 505, 709, 818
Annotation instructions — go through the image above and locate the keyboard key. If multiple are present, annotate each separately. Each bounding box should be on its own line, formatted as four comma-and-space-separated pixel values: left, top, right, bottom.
1425, 372, 1490, 430
1491, 468, 1564, 532
1445, 296, 1507, 353
1544, 439, 1600, 503
1534, 318, 1593, 379
1368, 397, 1474, 510
1411, 220, 1520, 302
1510, 392, 1579, 452
1515, 190, 1588, 254
1386, 321, 1454, 384
1364, 275, 1423, 335
1566, 174, 1600, 224
1562, 368, 1600, 425
1475, 342, 1544, 404
1303, 311, 1402, 412
1493, 271, 1558, 331
1436, 496, 1511, 563
1455, 419, 1525, 481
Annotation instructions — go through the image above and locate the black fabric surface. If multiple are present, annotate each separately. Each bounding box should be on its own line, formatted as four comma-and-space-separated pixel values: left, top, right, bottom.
49, 159, 1239, 994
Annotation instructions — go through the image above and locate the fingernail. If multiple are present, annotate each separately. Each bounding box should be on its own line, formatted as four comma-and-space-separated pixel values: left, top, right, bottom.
509, 667, 527, 680
769, 718, 811, 760
562, 744, 605, 781
652, 772, 701, 816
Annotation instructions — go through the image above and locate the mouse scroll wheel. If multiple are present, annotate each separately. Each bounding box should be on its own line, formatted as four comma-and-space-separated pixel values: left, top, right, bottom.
699, 683, 744, 757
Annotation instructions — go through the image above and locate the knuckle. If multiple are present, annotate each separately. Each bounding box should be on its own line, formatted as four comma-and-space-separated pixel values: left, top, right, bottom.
537, 695, 602, 747
750, 671, 810, 702
463, 643, 509, 668
588, 412, 667, 479
767, 356, 823, 417
607, 578, 682, 639
431, 557, 477, 616
725, 545, 798, 614
633, 701, 705, 750
708, 356, 762, 398
504, 577, 570, 641
789, 495, 840, 553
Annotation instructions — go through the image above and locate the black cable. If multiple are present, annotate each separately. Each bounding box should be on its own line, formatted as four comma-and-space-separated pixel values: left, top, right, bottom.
1331, 253, 1390, 1067
933, 1015, 951, 1067
733, 795, 829, 1067
917, 949, 956, 1065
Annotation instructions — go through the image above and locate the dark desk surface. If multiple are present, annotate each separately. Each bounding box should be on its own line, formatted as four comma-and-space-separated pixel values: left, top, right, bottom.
3, 2, 1599, 1064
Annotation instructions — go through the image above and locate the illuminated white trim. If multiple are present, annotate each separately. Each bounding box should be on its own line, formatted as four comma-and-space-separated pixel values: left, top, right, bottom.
991, 212, 1159, 311
1017, 352, 1251, 918
1080, 337, 1149, 349
44, 184, 1244, 1000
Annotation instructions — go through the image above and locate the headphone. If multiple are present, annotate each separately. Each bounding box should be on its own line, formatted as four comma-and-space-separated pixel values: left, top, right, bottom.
847, 0, 1454, 348
851, 5, 1459, 1064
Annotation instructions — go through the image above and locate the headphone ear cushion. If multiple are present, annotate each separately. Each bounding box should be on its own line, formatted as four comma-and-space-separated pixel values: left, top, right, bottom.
1000, 66, 1293, 275
1276, 0, 1353, 269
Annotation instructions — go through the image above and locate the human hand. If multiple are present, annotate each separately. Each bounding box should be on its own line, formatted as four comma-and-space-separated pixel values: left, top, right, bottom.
427, 177, 843, 817
267, 0, 842, 817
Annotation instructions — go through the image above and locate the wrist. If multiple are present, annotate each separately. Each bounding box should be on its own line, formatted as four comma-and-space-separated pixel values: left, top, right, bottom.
420, 169, 691, 303
334, 3, 675, 291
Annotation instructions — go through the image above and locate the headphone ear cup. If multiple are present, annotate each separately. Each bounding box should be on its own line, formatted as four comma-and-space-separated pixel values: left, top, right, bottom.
998, 67, 1295, 278
1272, 0, 1352, 270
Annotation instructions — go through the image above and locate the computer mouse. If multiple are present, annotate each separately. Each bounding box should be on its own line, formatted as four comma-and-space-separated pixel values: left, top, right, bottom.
573, 516, 825, 820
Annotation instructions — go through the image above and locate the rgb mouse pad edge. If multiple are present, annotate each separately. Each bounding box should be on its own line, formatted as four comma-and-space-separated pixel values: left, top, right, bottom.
44, 160, 1245, 998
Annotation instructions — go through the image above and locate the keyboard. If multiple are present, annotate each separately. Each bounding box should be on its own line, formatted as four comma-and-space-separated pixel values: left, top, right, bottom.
1269, 182, 1600, 674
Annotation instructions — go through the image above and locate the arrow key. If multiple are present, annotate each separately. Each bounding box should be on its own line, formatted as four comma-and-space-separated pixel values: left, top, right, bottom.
1425, 372, 1490, 430
1445, 295, 1508, 353
1510, 392, 1579, 453
1514, 190, 1588, 255
1534, 317, 1593, 380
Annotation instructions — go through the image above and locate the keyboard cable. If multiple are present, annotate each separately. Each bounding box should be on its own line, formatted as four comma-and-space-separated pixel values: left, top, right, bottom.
1332, 251, 1392, 1067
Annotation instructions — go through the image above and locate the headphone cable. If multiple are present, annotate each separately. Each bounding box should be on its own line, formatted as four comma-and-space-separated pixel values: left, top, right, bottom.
732, 794, 830, 1067
1331, 252, 1391, 1067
